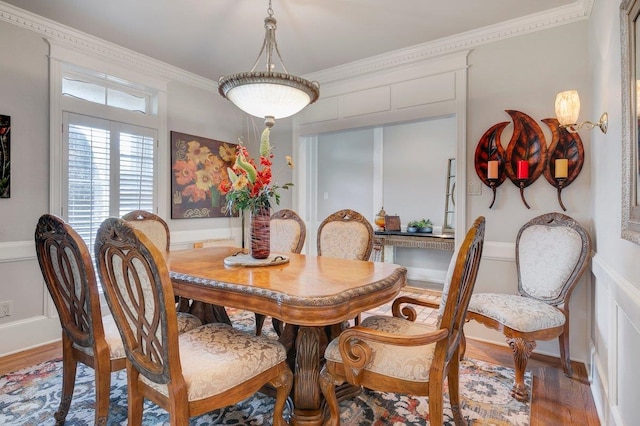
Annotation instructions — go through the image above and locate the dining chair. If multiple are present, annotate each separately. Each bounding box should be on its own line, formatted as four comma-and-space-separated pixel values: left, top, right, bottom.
254, 209, 307, 336
34, 214, 127, 425
35, 214, 203, 425
319, 216, 485, 426
121, 209, 171, 251
317, 209, 374, 261
122, 210, 196, 317
94, 217, 293, 425
465, 212, 590, 401
317, 209, 374, 326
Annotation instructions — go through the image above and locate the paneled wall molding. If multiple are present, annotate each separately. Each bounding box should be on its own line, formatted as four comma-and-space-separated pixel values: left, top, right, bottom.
0, 0, 592, 94
590, 252, 640, 426
592, 253, 640, 331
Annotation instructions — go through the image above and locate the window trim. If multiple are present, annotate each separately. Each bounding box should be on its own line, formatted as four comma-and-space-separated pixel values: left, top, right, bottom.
49, 42, 168, 219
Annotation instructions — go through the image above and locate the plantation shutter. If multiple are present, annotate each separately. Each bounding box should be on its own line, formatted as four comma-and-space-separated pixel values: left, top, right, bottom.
64, 112, 156, 254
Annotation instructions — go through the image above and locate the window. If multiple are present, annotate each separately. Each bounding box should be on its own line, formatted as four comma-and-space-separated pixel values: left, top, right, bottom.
63, 112, 156, 252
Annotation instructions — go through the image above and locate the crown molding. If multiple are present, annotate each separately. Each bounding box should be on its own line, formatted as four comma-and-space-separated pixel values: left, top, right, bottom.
0, 1, 217, 92
305, 0, 593, 84
0, 0, 592, 91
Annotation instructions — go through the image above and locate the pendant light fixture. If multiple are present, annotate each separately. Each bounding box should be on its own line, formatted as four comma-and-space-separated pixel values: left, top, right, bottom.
218, 0, 320, 128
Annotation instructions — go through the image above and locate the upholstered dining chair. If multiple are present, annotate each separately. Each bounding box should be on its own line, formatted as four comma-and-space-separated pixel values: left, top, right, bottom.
121, 209, 171, 251
35, 214, 202, 425
317, 209, 374, 326
319, 216, 485, 426
94, 217, 292, 425
465, 212, 591, 401
254, 209, 307, 336
34, 213, 127, 425
317, 209, 374, 261
122, 210, 193, 314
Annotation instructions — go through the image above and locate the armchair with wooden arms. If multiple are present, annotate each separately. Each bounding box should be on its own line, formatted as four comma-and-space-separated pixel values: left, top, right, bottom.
94, 217, 293, 425
465, 212, 591, 401
319, 216, 485, 425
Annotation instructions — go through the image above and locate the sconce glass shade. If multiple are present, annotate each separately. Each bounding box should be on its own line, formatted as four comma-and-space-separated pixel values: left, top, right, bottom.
555, 90, 581, 126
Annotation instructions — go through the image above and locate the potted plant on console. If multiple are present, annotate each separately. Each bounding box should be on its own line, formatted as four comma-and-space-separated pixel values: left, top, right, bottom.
407, 219, 433, 233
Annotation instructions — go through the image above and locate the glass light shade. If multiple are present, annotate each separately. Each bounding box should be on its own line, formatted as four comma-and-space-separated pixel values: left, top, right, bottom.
219, 71, 320, 120
555, 90, 581, 126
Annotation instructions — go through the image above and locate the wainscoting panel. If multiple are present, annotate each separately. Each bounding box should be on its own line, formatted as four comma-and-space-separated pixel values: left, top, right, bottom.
590, 253, 640, 426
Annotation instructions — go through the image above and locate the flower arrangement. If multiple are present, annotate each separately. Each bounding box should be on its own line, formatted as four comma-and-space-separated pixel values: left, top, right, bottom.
218, 127, 293, 214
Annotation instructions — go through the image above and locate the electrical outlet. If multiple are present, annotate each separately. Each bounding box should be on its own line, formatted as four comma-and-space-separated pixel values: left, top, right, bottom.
467, 182, 482, 196
0, 300, 11, 318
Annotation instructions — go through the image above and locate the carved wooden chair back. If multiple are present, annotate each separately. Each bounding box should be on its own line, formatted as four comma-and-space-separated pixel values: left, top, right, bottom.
34, 214, 126, 425
94, 218, 292, 425
320, 216, 485, 426
317, 209, 374, 260
466, 212, 591, 401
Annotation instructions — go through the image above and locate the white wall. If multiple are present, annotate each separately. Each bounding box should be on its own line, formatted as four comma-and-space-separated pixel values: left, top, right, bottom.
463, 21, 593, 364
589, 0, 640, 425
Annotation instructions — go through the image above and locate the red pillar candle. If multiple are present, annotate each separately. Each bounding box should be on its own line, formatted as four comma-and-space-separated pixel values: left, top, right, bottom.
487, 160, 499, 179
517, 160, 529, 180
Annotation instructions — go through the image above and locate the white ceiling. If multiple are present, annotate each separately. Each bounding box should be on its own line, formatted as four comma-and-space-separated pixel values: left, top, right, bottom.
3, 0, 578, 81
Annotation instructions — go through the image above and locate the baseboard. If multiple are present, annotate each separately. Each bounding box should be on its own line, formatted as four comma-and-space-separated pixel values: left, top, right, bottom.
0, 315, 61, 357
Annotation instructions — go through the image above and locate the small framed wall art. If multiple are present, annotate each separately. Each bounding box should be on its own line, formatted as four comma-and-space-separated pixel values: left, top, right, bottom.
0, 115, 10, 198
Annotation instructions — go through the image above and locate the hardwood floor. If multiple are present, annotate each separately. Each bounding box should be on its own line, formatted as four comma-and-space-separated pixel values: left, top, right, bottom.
0, 337, 600, 425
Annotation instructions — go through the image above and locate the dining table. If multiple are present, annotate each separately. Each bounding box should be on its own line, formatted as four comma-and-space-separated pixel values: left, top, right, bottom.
167, 246, 407, 426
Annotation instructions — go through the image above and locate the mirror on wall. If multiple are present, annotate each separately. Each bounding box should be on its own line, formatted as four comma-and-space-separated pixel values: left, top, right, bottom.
444, 158, 455, 233
622, 0, 640, 243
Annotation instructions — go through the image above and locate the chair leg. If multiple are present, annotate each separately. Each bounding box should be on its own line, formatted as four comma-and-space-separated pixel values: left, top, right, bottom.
506, 337, 536, 402
319, 366, 343, 426
255, 313, 266, 336
428, 373, 445, 426
558, 328, 573, 377
93, 355, 112, 425
127, 366, 144, 426
271, 366, 293, 426
272, 318, 284, 337
55, 338, 77, 425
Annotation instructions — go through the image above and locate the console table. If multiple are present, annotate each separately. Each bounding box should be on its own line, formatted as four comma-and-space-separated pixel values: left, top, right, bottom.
373, 231, 455, 262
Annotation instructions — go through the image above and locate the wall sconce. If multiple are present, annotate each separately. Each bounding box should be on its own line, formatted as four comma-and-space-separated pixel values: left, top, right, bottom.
555, 90, 608, 134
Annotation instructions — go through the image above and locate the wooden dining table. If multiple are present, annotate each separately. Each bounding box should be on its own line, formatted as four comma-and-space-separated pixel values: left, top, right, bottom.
167, 246, 407, 426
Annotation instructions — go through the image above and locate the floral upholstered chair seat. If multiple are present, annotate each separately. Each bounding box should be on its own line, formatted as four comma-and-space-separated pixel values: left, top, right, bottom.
140, 322, 288, 400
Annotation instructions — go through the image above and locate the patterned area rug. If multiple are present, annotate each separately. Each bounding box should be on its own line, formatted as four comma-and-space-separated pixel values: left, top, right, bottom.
0, 306, 531, 425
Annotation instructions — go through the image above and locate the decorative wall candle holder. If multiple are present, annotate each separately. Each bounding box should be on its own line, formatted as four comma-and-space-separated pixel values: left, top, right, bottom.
475, 111, 583, 211
474, 121, 508, 208
541, 118, 584, 211
504, 110, 548, 209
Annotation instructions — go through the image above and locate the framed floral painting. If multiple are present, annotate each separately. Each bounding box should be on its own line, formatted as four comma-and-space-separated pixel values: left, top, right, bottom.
170, 131, 238, 219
